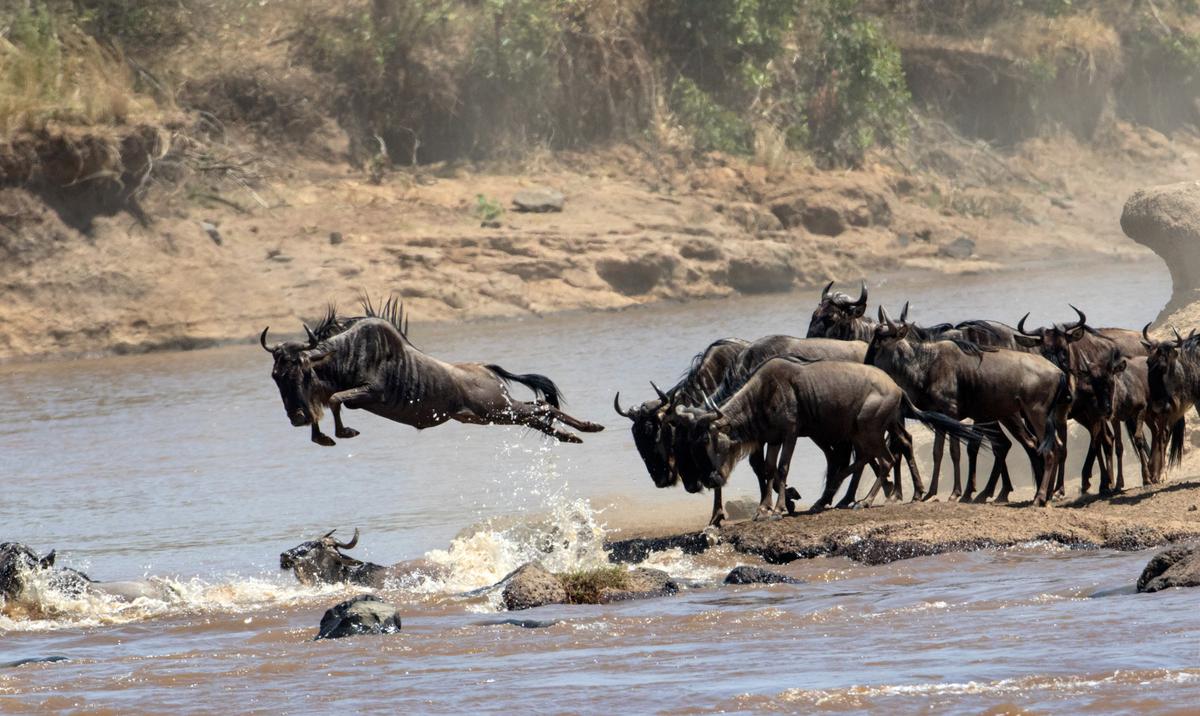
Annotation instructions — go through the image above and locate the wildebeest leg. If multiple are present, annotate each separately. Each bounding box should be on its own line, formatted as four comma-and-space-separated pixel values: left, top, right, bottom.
709, 485, 726, 527
835, 459, 872, 509
749, 447, 770, 508
811, 443, 851, 512
539, 404, 605, 433
1081, 434, 1100, 495
1104, 419, 1121, 495
891, 426, 923, 501
331, 405, 360, 439
925, 430, 945, 501
973, 426, 1013, 503
755, 443, 782, 520
771, 436, 799, 515
500, 402, 585, 443
1051, 420, 1069, 499
1128, 417, 1151, 488
310, 422, 336, 447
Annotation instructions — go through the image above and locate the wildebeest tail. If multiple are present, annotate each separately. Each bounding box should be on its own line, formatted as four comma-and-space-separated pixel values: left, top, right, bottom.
1039, 372, 1072, 457
900, 395, 991, 450
486, 364, 562, 408
1169, 416, 1186, 468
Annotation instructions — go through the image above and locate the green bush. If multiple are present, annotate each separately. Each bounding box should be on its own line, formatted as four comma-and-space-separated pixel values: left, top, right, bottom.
669, 77, 754, 154
1119, 19, 1200, 131
797, 0, 910, 164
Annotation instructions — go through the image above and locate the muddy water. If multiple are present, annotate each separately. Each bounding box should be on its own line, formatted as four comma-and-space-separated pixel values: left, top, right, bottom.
1, 258, 1190, 713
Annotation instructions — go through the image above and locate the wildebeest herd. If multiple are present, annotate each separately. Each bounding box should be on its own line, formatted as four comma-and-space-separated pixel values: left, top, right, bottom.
616, 282, 1194, 525
255, 287, 1197, 530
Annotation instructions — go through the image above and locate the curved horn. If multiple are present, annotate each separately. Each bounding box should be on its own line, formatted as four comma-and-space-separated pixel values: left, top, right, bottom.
1017, 313, 1037, 337
650, 381, 669, 404
853, 280, 868, 306
334, 528, 359, 550
879, 304, 894, 328
821, 280, 834, 299
260, 327, 275, 353
613, 392, 634, 419
877, 305, 884, 322
705, 394, 725, 419
322, 528, 337, 539
1143, 322, 1153, 343
303, 323, 319, 349
900, 301, 910, 323
1069, 304, 1087, 330
1173, 325, 1184, 344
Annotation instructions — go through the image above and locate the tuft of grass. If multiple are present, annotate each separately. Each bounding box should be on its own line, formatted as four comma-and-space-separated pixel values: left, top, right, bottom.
0, 3, 157, 136
557, 566, 630, 604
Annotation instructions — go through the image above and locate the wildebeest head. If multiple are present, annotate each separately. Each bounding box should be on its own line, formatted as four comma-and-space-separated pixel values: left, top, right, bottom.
1074, 350, 1126, 418
1145, 324, 1192, 409
614, 384, 678, 488
1013, 306, 1088, 370
806, 281, 868, 338
261, 325, 330, 427
279, 529, 369, 586
864, 305, 911, 363
666, 405, 738, 491
0, 543, 90, 603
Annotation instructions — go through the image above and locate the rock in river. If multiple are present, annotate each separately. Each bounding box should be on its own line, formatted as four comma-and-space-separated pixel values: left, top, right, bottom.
502, 562, 568, 611
724, 565, 801, 585
1137, 543, 1200, 593
315, 595, 402, 640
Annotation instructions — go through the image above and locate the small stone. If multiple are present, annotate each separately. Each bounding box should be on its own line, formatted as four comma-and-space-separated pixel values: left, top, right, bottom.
315, 595, 401, 640
200, 220, 222, 246
512, 188, 565, 213
480, 220, 502, 229
1190, 505, 1198, 512
329, 231, 343, 245
939, 236, 976, 259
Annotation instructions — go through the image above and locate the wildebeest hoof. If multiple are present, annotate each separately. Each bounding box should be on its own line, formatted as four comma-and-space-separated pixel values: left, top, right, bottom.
313, 434, 337, 447
970, 493, 991, 504
852, 500, 872, 510
559, 433, 584, 444
335, 427, 360, 438
994, 492, 1011, 504
578, 421, 605, 433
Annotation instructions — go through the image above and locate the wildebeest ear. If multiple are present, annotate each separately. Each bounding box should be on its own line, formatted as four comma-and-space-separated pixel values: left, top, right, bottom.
896, 323, 910, 339
852, 303, 868, 318
39, 550, 55, 569
1066, 325, 1087, 342
1113, 358, 1127, 374
1013, 334, 1041, 348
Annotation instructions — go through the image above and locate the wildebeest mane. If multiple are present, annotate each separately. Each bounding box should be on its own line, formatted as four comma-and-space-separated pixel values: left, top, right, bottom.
669, 338, 747, 405
310, 295, 414, 345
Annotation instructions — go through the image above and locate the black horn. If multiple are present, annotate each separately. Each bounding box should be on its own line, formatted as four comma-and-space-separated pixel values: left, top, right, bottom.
650, 381, 669, 403
1069, 304, 1087, 329
1017, 313, 1037, 337
334, 528, 359, 550
853, 281, 868, 306
1143, 322, 1153, 342
304, 323, 320, 349
613, 392, 634, 419
821, 280, 834, 299
900, 301, 910, 323
260, 327, 276, 353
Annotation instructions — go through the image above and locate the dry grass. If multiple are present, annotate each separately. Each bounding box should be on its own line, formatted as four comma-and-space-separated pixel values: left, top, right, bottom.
0, 24, 158, 137
557, 566, 630, 604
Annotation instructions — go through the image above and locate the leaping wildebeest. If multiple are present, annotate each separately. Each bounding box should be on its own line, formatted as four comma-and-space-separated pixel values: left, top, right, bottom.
262, 307, 604, 445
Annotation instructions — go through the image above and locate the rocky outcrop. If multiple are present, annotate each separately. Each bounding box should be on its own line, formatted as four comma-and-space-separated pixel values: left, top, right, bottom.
1137, 544, 1200, 593
501, 563, 568, 611
724, 565, 800, 585
1121, 181, 1200, 320
512, 188, 565, 213
315, 595, 402, 640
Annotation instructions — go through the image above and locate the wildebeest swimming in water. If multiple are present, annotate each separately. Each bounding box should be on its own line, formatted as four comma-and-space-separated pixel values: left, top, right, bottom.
262, 299, 604, 445
0, 542, 178, 610
280, 529, 447, 587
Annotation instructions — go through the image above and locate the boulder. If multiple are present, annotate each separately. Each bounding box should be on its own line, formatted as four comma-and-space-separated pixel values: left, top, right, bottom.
724, 565, 801, 585
501, 562, 567, 611
315, 595, 402, 640
1137, 543, 1200, 593
512, 188, 565, 213
1121, 181, 1200, 320
939, 236, 976, 259
596, 567, 678, 603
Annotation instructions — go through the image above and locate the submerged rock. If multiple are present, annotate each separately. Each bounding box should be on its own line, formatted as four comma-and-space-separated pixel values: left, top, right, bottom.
604, 532, 712, 564
502, 563, 567, 611
1137, 544, 1200, 593
315, 595, 402, 640
596, 567, 678, 603
724, 565, 800, 585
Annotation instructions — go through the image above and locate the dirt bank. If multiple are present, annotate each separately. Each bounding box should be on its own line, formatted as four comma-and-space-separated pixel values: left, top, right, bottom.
611, 476, 1200, 567
1, 119, 1192, 362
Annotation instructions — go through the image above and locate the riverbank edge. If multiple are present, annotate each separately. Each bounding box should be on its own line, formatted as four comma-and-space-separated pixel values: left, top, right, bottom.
607, 476, 1200, 567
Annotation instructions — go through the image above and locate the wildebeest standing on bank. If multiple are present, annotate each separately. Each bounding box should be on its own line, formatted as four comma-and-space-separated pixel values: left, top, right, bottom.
262, 316, 604, 445
1145, 327, 1198, 480
667, 357, 987, 517
866, 308, 1071, 506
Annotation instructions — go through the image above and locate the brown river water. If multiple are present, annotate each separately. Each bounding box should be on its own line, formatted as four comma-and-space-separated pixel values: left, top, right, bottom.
3, 258, 1196, 714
